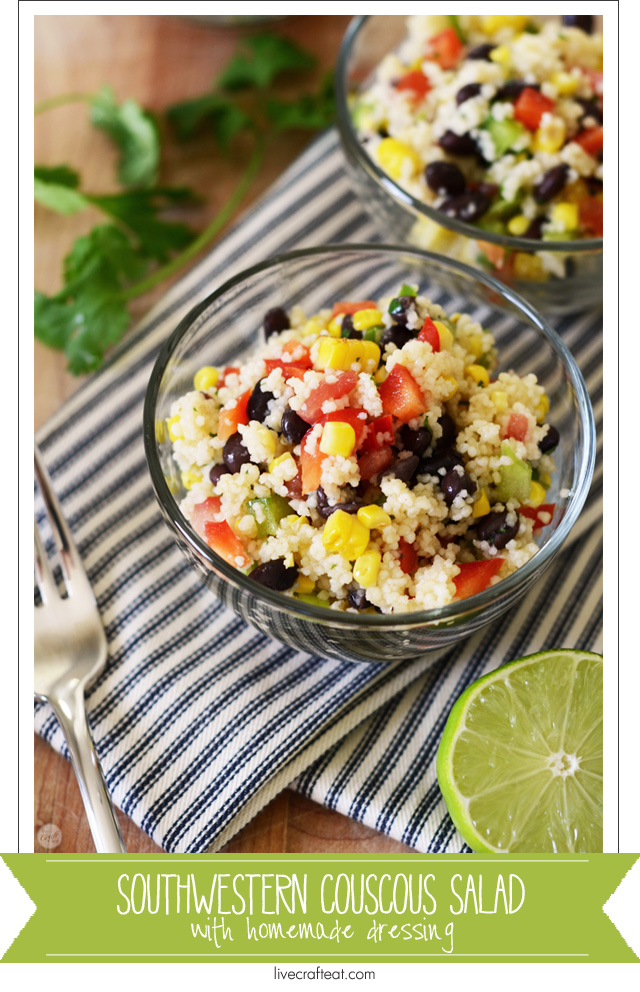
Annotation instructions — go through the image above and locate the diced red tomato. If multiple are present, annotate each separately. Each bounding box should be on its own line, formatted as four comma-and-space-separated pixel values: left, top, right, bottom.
203, 520, 252, 569
582, 68, 603, 98
398, 538, 418, 575
331, 300, 377, 318
503, 412, 529, 442
285, 467, 303, 499
264, 359, 309, 380
417, 316, 441, 352
578, 197, 603, 237
218, 366, 240, 387
519, 503, 555, 532
317, 408, 369, 452
378, 364, 427, 423
573, 126, 603, 157
297, 371, 358, 423
191, 496, 222, 540
360, 414, 395, 453
217, 388, 251, 442
453, 559, 504, 600
358, 445, 394, 481
513, 87, 555, 130
425, 27, 464, 70
300, 430, 326, 494
476, 240, 506, 270
395, 70, 431, 102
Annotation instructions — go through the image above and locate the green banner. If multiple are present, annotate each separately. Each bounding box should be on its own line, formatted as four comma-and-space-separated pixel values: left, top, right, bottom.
1, 854, 637, 964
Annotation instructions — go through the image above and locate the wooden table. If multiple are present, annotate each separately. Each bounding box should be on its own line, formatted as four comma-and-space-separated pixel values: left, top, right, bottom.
34, 13, 412, 855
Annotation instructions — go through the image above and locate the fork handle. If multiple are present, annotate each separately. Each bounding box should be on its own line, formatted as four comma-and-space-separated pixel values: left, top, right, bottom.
50, 683, 127, 854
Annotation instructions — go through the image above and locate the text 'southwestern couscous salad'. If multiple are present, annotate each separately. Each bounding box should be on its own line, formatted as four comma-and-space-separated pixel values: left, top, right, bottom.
166, 287, 561, 615
351, 14, 602, 280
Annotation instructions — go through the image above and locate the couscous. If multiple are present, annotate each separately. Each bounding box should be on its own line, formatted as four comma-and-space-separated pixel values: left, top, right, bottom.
351, 14, 603, 280
168, 288, 559, 614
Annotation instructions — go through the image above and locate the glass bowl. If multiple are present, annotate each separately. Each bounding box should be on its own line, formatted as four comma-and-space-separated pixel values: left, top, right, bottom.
335, 15, 603, 317
143, 245, 595, 665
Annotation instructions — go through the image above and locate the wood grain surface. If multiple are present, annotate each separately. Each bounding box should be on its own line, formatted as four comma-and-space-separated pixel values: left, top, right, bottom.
34, 13, 412, 856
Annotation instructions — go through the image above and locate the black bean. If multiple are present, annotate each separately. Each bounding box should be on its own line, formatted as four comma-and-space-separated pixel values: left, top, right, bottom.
434, 413, 457, 452
575, 98, 603, 126
539, 425, 559, 454
439, 190, 490, 223
388, 295, 417, 325
425, 161, 466, 196
223, 432, 251, 473
467, 43, 495, 61
562, 15, 593, 33
347, 588, 368, 610
398, 424, 432, 457
474, 510, 519, 549
263, 307, 289, 338
380, 324, 415, 350
420, 451, 463, 478
316, 487, 362, 518
456, 82, 482, 106
281, 408, 308, 445
383, 454, 420, 484
523, 216, 545, 240
247, 379, 274, 423
534, 164, 570, 203
438, 129, 482, 157
209, 464, 229, 487
441, 467, 476, 506
340, 314, 362, 339
477, 181, 499, 200
494, 80, 538, 102
250, 558, 298, 591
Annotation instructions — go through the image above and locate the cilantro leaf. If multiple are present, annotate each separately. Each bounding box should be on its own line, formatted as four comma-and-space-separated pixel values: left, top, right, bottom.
34, 174, 89, 215
34, 164, 81, 188
167, 92, 253, 150
87, 188, 197, 261
266, 72, 335, 131
218, 33, 316, 91
35, 225, 147, 374
90, 86, 160, 188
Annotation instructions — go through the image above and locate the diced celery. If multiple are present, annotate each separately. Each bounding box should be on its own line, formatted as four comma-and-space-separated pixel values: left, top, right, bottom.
246, 494, 291, 538
295, 593, 332, 609
495, 442, 532, 503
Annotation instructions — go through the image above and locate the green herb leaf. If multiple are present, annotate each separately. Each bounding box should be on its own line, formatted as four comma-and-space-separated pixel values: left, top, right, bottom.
87, 187, 197, 261
34, 175, 89, 215
167, 92, 253, 150
448, 15, 467, 43
266, 72, 335, 131
90, 86, 160, 187
35, 225, 147, 374
34, 164, 81, 188
218, 33, 316, 91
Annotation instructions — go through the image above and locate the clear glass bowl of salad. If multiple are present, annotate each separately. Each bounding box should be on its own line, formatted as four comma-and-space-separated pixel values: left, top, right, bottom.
335, 15, 603, 316
143, 245, 595, 665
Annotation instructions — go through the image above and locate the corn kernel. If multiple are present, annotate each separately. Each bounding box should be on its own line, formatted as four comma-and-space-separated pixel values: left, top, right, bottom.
322, 510, 370, 560
472, 488, 491, 519
295, 575, 315, 594
551, 202, 579, 231
441, 376, 458, 400
301, 317, 325, 338
563, 179, 590, 205
269, 452, 296, 474
284, 552, 295, 569
181, 468, 202, 490
465, 364, 490, 388
551, 70, 579, 96
482, 15, 528, 35
252, 424, 276, 458
539, 472, 552, 489
528, 481, 547, 508
319, 421, 356, 457
352, 308, 383, 331
434, 320, 454, 350
535, 393, 550, 423
374, 366, 388, 384
193, 366, 219, 392
376, 137, 422, 180
167, 415, 183, 441
467, 332, 484, 359
492, 390, 509, 413
313, 337, 380, 373
326, 317, 343, 337
507, 214, 530, 237
284, 514, 307, 532
353, 550, 382, 588
361, 340, 382, 371
512, 253, 548, 282
489, 45, 512, 67
357, 505, 392, 530
532, 118, 566, 154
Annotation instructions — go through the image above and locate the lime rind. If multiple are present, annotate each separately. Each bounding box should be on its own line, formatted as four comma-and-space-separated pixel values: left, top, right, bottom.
436, 650, 603, 854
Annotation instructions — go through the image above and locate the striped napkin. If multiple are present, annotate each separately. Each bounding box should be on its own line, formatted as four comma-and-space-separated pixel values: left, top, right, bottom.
35, 130, 602, 854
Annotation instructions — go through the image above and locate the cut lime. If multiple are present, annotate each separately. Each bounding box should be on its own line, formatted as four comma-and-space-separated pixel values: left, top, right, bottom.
437, 650, 603, 853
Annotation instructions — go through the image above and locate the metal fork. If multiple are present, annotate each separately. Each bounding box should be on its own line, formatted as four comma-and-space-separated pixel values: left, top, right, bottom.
34, 445, 126, 853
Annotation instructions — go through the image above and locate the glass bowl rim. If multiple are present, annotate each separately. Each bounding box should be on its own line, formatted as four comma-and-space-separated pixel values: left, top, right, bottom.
334, 15, 603, 255
143, 242, 596, 630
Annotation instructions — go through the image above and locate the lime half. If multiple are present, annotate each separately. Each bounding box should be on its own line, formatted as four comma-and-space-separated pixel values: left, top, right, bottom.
437, 650, 603, 853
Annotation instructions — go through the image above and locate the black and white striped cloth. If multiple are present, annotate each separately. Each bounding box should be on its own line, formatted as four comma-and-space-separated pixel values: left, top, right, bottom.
35, 130, 602, 853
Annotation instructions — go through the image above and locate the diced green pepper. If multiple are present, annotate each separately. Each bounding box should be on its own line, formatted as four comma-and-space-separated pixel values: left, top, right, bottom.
484, 117, 527, 158
363, 324, 385, 343
398, 283, 417, 297
246, 494, 291, 538
495, 442, 532, 503
295, 593, 332, 609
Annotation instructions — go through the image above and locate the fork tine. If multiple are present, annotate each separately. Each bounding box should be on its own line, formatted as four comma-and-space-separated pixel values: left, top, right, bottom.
34, 444, 92, 598
34, 521, 57, 604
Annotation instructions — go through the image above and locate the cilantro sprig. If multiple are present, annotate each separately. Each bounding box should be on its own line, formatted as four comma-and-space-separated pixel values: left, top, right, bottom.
35, 33, 335, 375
